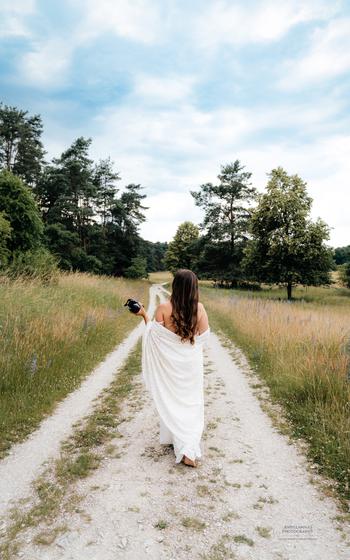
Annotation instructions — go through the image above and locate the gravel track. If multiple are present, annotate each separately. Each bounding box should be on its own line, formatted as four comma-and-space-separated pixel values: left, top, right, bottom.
1, 284, 349, 559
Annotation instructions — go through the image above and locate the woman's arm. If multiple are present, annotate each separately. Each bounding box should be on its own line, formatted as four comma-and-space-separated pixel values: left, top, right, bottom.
197, 302, 209, 334
154, 303, 165, 322
135, 303, 150, 324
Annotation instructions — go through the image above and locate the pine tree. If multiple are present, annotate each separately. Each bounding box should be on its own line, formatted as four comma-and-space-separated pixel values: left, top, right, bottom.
191, 160, 256, 285
0, 104, 45, 187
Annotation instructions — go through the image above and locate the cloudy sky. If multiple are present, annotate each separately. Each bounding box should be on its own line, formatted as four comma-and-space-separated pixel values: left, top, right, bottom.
1, 0, 349, 246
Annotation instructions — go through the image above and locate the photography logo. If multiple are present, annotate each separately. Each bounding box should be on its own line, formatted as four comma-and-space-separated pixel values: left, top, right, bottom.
279, 524, 316, 541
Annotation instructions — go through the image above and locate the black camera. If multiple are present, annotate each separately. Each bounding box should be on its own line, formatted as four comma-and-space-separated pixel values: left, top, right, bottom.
124, 298, 142, 314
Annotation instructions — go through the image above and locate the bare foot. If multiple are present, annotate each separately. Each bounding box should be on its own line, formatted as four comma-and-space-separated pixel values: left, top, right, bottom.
181, 455, 198, 468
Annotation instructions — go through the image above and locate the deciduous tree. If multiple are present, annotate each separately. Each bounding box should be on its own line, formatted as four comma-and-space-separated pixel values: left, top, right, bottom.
244, 167, 333, 299
0, 170, 43, 254
164, 221, 199, 273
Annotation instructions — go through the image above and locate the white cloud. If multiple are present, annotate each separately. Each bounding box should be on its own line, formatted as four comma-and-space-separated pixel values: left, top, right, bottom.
18, 39, 73, 88
280, 17, 350, 89
14, 0, 164, 89
77, 0, 163, 44
133, 75, 196, 104
140, 191, 203, 242
0, 0, 36, 38
91, 100, 257, 177
86, 95, 350, 246
195, 0, 339, 49
140, 133, 350, 246
238, 134, 350, 247
44, 91, 350, 246
91, 91, 344, 165
87, 101, 256, 242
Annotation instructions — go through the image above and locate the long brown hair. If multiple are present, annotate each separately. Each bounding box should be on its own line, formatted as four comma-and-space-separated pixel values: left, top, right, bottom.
170, 269, 199, 345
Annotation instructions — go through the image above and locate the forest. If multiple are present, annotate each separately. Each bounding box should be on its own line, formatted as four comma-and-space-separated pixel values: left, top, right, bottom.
0, 102, 167, 280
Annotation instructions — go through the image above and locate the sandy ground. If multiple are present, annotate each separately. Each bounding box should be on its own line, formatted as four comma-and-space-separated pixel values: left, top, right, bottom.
2, 284, 350, 559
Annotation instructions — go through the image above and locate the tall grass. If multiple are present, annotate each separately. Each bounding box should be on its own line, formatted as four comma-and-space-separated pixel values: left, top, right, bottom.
0, 272, 149, 458
148, 271, 173, 284
200, 286, 350, 504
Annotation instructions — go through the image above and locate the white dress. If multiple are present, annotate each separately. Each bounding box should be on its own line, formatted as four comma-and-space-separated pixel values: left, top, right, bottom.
141, 319, 210, 463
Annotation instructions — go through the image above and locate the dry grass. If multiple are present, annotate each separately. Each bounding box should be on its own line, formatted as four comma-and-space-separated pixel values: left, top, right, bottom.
0, 272, 149, 457
148, 270, 173, 284
200, 286, 350, 504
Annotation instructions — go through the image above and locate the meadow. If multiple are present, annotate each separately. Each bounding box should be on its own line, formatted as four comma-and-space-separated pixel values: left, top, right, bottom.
199, 278, 350, 306
1, 269, 349, 504
199, 283, 350, 503
0, 273, 149, 458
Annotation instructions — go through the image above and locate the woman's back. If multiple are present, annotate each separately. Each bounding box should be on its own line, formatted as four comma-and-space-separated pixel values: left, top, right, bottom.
155, 300, 209, 336
141, 269, 209, 467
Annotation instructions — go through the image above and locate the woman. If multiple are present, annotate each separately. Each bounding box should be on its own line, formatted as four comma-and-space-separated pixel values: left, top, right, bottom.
136, 269, 210, 467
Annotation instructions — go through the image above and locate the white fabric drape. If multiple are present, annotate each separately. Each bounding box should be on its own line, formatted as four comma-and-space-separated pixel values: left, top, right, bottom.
141, 319, 210, 463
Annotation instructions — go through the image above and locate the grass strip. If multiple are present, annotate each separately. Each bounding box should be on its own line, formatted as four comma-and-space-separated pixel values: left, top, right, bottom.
0, 340, 143, 560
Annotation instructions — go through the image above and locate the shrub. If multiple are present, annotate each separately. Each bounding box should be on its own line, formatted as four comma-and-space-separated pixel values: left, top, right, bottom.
0, 170, 43, 252
339, 263, 350, 289
124, 256, 148, 279
0, 211, 11, 268
5, 248, 59, 283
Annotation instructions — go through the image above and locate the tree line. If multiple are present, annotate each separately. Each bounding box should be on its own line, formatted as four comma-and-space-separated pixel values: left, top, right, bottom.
0, 102, 167, 279
1, 101, 348, 294
165, 161, 349, 299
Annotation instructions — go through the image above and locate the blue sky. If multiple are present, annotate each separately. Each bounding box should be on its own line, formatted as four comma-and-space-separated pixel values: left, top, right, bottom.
1, 0, 349, 246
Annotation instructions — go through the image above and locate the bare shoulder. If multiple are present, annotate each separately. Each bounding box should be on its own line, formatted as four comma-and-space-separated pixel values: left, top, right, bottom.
198, 301, 206, 313
155, 302, 168, 321
197, 301, 209, 332
156, 302, 170, 314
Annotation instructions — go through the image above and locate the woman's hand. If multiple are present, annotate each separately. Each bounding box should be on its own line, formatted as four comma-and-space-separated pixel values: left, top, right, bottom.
135, 303, 146, 316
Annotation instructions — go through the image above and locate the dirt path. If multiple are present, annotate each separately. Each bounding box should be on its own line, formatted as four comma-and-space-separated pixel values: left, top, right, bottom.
2, 284, 350, 559
0, 286, 158, 518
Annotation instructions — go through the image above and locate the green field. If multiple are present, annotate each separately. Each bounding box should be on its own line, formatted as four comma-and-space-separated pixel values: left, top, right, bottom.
0, 273, 149, 458
199, 279, 350, 306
